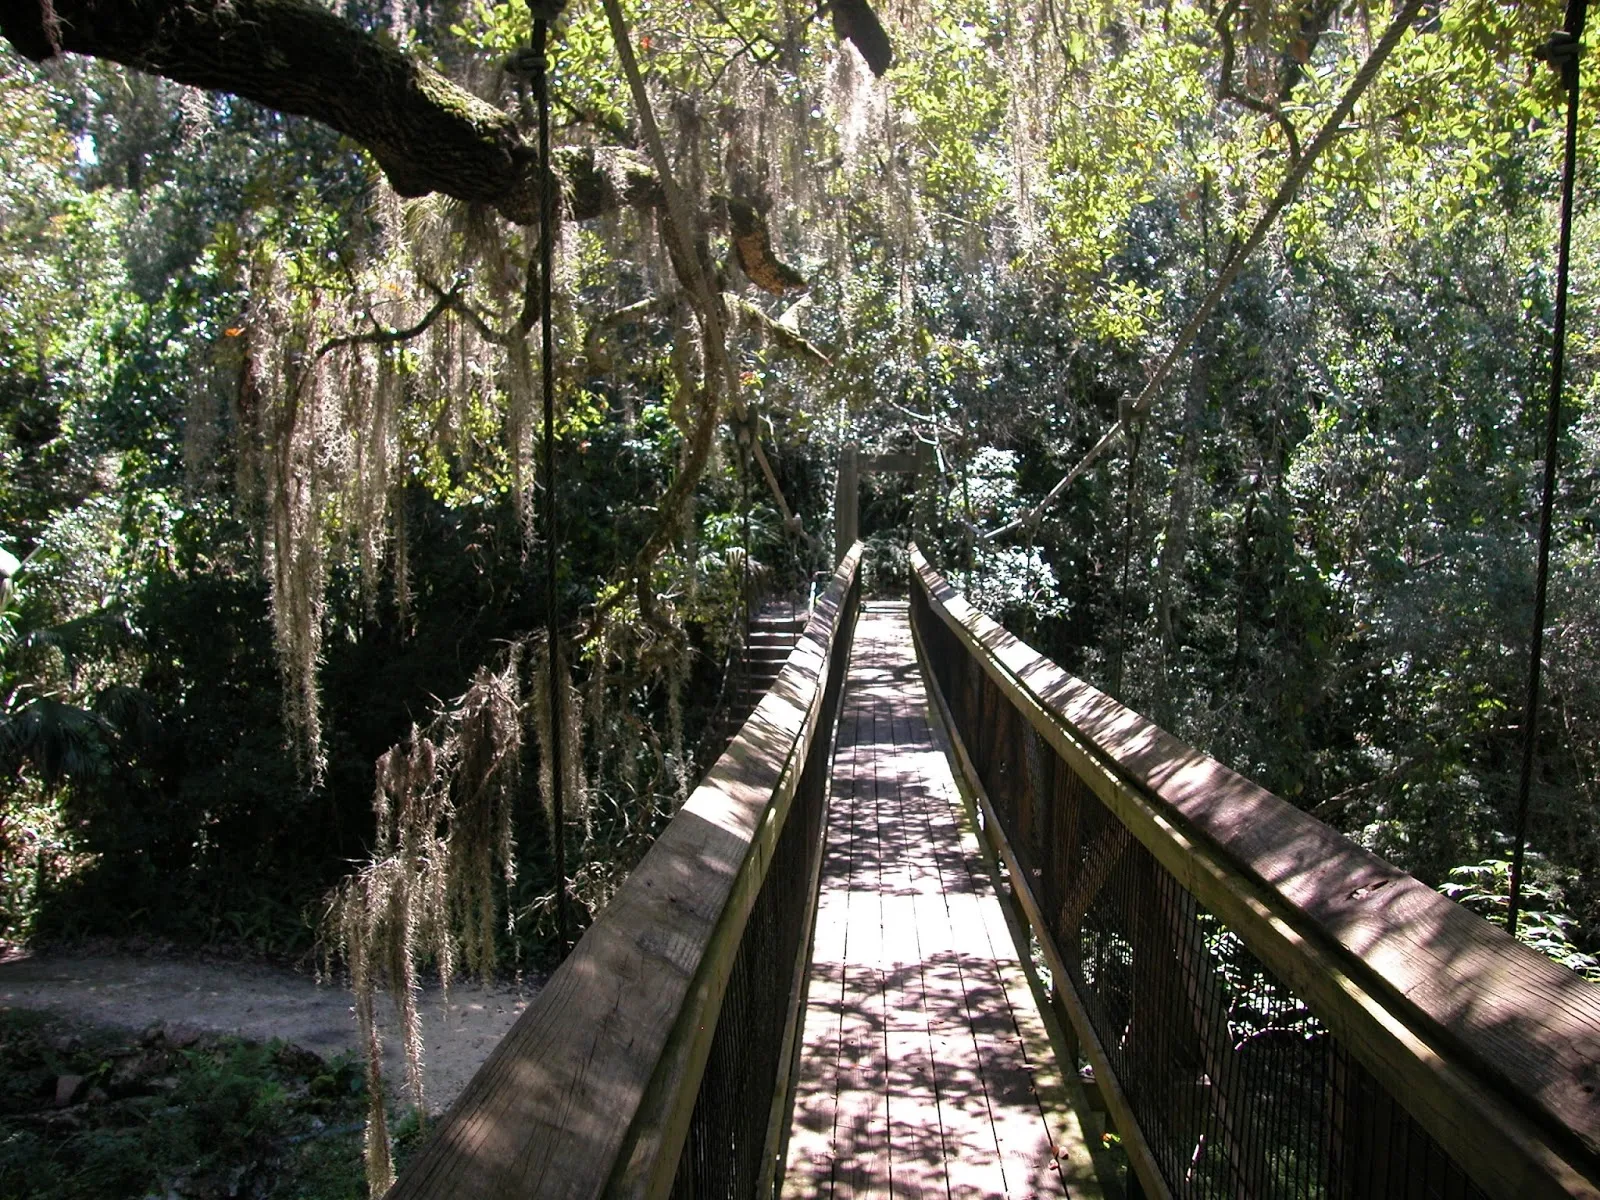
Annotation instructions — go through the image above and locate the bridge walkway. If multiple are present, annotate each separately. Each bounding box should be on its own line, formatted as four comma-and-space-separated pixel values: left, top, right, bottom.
388, 548, 1600, 1200
784, 602, 1100, 1198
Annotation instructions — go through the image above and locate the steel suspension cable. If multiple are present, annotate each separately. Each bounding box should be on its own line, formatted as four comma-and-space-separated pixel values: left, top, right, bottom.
1509, 0, 1588, 937
529, 1, 569, 950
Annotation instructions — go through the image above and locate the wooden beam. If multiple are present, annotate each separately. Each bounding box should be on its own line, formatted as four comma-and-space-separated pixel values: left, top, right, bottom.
390, 543, 863, 1200
834, 444, 859, 564
909, 546, 1600, 1199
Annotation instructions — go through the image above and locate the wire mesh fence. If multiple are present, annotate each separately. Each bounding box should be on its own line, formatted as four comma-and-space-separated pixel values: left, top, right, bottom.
911, 572, 1489, 1200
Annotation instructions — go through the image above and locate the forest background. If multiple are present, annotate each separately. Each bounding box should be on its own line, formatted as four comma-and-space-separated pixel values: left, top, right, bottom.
1, 0, 1598, 991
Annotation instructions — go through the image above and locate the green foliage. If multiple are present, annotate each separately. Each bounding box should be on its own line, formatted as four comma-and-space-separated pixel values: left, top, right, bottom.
1442, 859, 1600, 981
0, 1011, 371, 1200
5, 0, 1600, 993
0, 786, 80, 944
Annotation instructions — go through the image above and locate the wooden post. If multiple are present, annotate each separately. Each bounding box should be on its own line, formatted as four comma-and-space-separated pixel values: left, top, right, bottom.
914, 440, 937, 538
834, 442, 859, 563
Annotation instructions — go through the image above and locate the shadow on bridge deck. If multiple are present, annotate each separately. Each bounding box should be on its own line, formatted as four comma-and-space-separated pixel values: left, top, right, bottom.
785, 601, 1101, 1199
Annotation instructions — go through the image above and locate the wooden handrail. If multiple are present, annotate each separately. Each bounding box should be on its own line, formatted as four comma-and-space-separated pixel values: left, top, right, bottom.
909, 545, 1600, 1199
390, 542, 863, 1199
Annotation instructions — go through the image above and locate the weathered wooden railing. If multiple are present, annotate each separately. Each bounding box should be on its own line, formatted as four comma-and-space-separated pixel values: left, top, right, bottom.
909, 547, 1600, 1200
391, 543, 862, 1199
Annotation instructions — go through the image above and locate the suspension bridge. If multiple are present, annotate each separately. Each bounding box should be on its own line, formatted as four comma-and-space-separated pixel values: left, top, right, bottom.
386, 544, 1600, 1199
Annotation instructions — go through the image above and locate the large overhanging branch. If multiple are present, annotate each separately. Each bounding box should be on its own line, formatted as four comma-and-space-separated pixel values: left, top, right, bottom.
0, 0, 809, 292
0, 0, 609, 221
1, 0, 546, 220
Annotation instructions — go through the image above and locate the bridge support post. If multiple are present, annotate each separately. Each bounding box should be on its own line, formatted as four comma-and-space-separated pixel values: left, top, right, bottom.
914, 439, 937, 538
834, 442, 859, 562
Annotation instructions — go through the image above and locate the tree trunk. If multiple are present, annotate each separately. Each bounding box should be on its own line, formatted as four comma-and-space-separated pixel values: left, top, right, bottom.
1154, 322, 1214, 663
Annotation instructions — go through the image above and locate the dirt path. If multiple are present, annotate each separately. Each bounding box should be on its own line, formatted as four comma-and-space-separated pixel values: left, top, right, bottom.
0, 952, 537, 1112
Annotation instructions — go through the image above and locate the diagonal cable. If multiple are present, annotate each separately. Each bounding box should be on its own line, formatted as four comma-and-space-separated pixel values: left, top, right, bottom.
988, 0, 1426, 542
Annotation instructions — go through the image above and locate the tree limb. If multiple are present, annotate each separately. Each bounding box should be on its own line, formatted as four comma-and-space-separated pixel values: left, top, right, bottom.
0, 0, 546, 220
1216, 0, 1301, 165
585, 292, 828, 375
601, 0, 738, 582
727, 198, 808, 295
312, 281, 467, 362
422, 280, 518, 347
831, 0, 894, 76
0, 0, 797, 279
721, 294, 831, 366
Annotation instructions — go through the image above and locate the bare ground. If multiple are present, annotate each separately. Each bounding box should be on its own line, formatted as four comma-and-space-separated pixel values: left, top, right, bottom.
0, 952, 538, 1112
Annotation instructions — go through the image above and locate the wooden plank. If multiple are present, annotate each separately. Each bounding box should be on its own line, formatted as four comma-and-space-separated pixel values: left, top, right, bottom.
851, 611, 1100, 1200
887, 704, 970, 1200
910, 546, 1600, 1199
909, 715, 1069, 1200
784, 691, 868, 1198
946, 786, 1074, 1200
785, 947, 846, 1198
762, 626, 861, 1197
880, 724, 1008, 1200
881, 761, 944, 1200
878, 633, 1008, 1200
806, 612, 891, 1198
895, 684, 1026, 1200
786, 607, 1010, 1196
391, 545, 862, 1200
938, 753, 1108, 1200
838, 663, 890, 1198
942, 853, 1056, 1197
787, 603, 1104, 1199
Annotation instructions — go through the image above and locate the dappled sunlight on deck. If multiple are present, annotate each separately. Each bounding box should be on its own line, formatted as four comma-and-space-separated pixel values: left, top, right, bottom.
785, 602, 1081, 1198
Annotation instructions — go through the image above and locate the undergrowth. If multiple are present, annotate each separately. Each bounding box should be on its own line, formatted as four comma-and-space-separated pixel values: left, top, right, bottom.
0, 1010, 425, 1199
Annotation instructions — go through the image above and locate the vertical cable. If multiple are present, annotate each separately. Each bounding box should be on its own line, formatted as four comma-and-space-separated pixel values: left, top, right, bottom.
530, 7, 569, 950
1510, 0, 1587, 936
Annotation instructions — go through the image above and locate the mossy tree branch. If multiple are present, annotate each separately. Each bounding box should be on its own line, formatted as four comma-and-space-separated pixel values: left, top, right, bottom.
0, 0, 808, 289
0, 0, 548, 219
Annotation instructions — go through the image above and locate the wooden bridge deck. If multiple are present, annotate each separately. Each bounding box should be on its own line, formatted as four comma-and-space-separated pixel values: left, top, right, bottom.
784, 602, 1098, 1198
